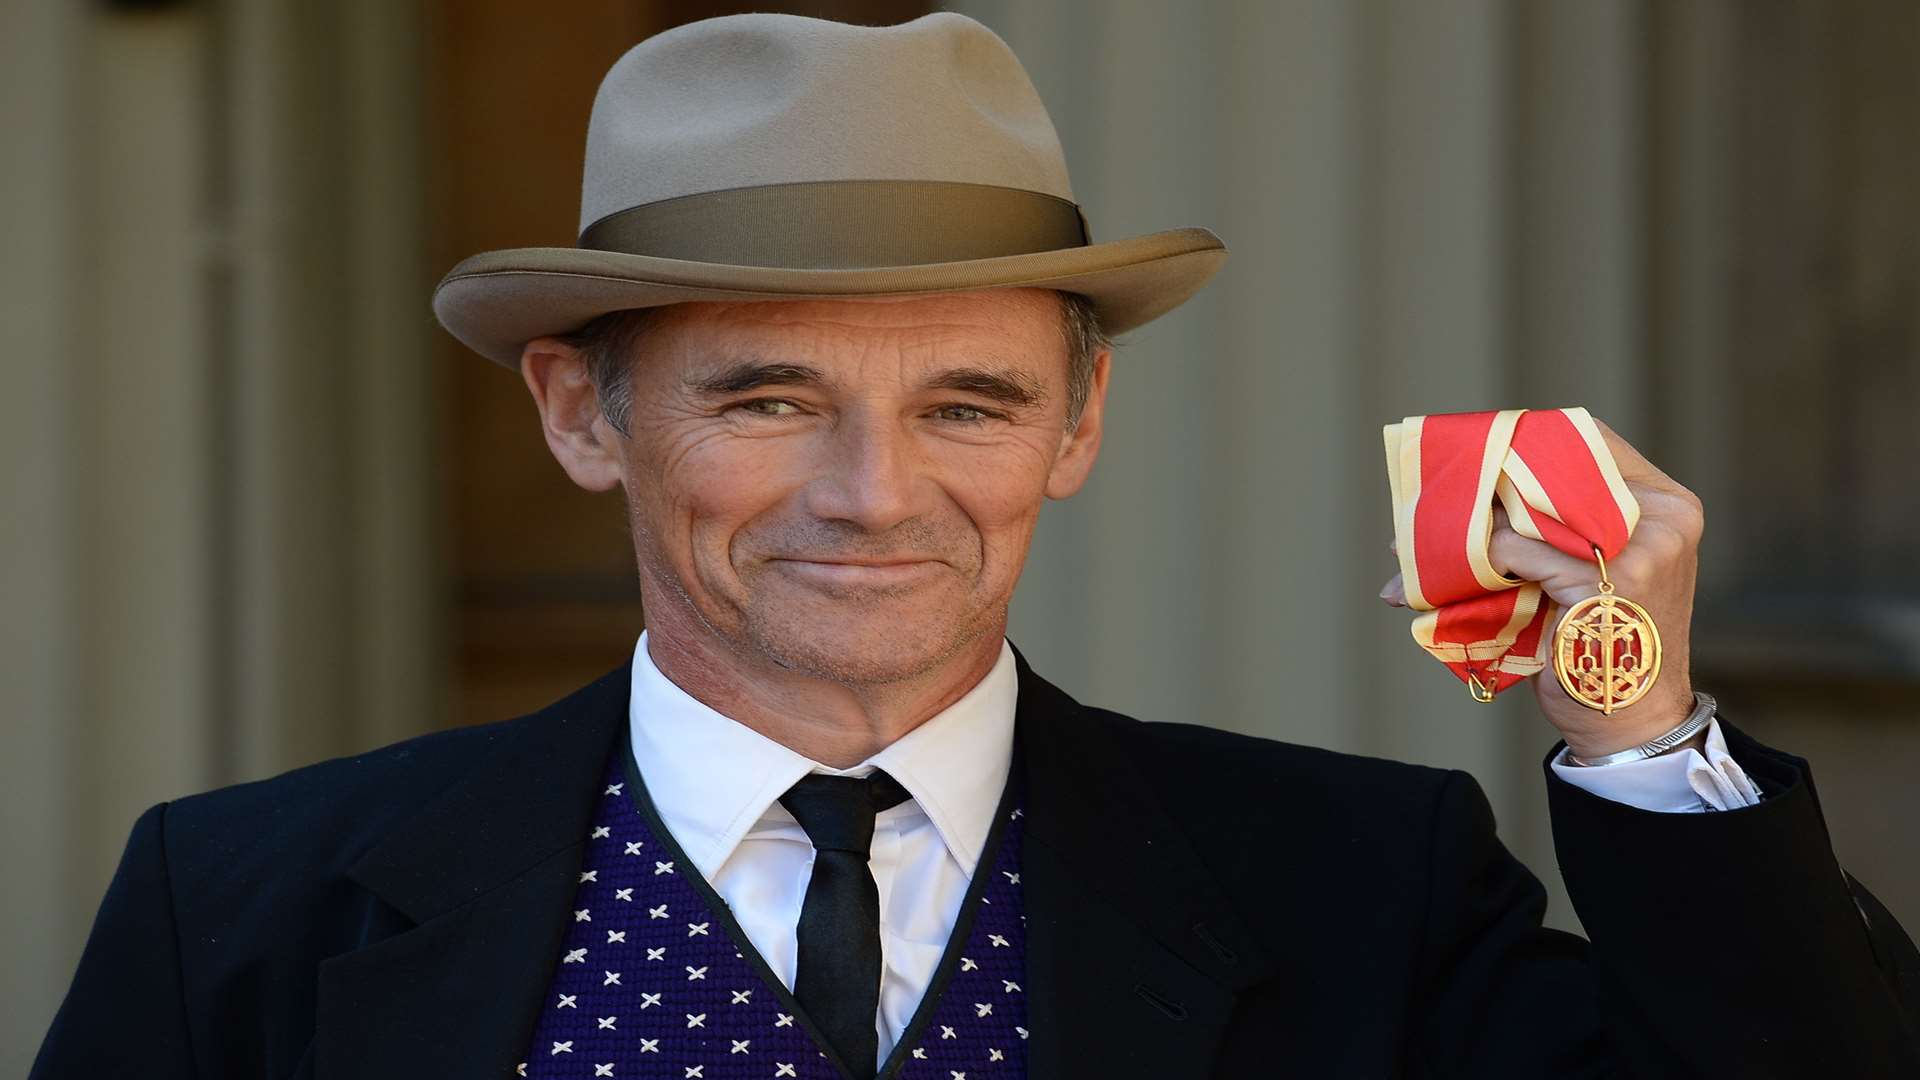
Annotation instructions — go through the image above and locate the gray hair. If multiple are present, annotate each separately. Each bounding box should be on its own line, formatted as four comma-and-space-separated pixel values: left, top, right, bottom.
559, 290, 1113, 438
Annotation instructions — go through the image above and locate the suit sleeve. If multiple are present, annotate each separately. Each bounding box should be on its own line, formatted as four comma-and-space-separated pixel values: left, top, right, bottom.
31, 801, 198, 1079
1408, 767, 1613, 1077
1541, 716, 1920, 1077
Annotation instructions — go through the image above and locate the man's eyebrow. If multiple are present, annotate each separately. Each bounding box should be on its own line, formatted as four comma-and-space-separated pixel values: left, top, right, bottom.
685, 361, 833, 395
686, 360, 1048, 409
923, 366, 1047, 409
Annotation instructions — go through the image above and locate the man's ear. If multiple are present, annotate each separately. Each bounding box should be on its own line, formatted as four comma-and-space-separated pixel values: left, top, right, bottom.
1044, 347, 1110, 500
521, 336, 626, 492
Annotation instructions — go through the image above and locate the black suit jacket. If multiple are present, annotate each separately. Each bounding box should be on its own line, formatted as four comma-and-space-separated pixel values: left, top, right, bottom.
32, 643, 1920, 1078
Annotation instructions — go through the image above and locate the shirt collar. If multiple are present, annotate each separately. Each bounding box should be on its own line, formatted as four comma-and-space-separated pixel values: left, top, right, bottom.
626, 629, 1017, 881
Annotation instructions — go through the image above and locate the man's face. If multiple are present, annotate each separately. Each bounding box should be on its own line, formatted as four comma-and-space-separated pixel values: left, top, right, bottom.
537, 288, 1109, 687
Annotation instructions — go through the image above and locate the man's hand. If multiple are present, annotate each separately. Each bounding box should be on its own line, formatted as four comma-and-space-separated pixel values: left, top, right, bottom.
1379, 417, 1705, 760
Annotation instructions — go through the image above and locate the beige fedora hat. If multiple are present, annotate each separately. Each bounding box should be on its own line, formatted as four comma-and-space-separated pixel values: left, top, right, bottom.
432, 11, 1228, 368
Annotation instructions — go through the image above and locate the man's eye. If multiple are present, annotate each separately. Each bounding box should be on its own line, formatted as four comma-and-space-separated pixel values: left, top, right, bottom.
728, 399, 1001, 422
733, 398, 801, 416
934, 404, 1000, 423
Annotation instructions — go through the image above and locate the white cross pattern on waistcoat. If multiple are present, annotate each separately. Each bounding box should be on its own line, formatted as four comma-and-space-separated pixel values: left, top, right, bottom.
535, 763, 1037, 1078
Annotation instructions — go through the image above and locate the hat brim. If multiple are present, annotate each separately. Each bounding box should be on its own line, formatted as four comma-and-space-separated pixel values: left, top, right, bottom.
432, 226, 1226, 368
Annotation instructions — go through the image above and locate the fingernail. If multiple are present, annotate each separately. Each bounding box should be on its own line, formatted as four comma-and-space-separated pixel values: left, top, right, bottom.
1379, 582, 1395, 601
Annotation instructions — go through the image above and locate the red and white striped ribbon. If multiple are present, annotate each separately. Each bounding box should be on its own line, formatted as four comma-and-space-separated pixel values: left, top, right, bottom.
1382, 407, 1640, 698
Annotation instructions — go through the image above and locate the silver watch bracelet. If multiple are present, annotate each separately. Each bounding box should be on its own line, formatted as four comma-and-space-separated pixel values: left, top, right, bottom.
1563, 690, 1718, 767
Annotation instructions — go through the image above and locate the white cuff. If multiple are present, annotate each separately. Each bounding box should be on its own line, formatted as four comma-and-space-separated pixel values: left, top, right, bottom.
1550, 716, 1763, 813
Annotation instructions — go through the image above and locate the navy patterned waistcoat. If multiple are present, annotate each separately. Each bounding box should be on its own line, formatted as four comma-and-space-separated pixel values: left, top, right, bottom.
516, 737, 1029, 1079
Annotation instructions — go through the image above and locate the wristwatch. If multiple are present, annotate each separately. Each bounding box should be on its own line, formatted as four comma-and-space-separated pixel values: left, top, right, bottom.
1563, 690, 1717, 767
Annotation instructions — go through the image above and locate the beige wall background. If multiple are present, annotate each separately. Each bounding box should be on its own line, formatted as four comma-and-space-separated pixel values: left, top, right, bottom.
4, 0, 1915, 1069
2, 0, 437, 1065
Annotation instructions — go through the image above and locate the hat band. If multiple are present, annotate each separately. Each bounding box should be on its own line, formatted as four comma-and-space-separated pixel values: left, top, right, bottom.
578, 180, 1090, 269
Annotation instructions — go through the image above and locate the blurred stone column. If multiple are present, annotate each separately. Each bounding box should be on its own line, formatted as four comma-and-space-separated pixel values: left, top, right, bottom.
2, 2, 220, 1067
218, 0, 439, 782
2, 1, 85, 1066
0, 0, 439, 1064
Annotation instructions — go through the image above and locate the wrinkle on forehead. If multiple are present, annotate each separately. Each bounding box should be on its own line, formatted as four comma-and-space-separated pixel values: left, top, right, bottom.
636, 289, 1070, 393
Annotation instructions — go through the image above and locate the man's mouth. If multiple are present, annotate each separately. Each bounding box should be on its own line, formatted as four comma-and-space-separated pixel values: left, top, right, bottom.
771, 557, 942, 586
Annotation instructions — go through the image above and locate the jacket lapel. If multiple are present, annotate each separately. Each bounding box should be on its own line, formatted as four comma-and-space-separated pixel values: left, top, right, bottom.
1011, 642, 1277, 1079
313, 665, 631, 1080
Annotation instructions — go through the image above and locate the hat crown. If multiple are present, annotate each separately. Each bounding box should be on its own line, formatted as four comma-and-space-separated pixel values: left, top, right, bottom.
580, 12, 1075, 236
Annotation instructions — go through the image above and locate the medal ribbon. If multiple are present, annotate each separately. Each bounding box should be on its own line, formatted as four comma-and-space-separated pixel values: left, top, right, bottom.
1382, 407, 1640, 698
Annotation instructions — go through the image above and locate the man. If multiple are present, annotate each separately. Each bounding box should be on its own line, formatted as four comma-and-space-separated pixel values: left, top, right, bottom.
33, 11, 1920, 1079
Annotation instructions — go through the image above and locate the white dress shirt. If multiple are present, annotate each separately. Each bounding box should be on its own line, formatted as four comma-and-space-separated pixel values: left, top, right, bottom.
1551, 716, 1763, 811
627, 629, 1016, 1071
626, 630, 1762, 1069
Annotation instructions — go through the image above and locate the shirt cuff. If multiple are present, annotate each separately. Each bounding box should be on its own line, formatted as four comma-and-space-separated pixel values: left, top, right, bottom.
1549, 716, 1764, 813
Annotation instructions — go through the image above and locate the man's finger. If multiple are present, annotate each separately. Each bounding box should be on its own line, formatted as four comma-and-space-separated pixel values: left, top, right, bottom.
1489, 525, 1590, 585
1380, 572, 1405, 606
1591, 416, 1679, 490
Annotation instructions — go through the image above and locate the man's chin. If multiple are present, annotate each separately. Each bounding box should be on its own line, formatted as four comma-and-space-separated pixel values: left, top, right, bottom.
743, 614, 981, 687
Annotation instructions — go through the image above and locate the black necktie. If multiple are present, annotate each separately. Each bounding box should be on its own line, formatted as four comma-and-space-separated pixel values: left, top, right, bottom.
779, 770, 912, 1078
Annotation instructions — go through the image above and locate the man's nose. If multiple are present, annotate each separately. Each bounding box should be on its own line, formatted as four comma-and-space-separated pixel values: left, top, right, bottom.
803, 411, 923, 533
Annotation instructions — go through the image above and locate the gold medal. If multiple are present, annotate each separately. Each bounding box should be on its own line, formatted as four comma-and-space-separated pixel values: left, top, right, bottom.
1551, 545, 1661, 714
